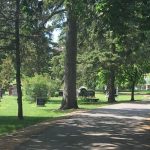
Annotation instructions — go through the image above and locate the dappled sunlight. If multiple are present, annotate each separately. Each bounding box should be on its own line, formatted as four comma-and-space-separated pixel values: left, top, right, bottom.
13, 103, 150, 150
91, 143, 118, 150
101, 102, 150, 110
0, 102, 150, 150
137, 125, 150, 131
78, 112, 149, 120
83, 132, 112, 136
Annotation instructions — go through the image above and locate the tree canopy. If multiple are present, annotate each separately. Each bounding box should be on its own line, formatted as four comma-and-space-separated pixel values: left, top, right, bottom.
0, 0, 149, 116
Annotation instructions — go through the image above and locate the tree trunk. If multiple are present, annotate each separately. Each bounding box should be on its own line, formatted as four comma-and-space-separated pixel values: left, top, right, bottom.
60, 4, 78, 109
108, 42, 116, 103
130, 67, 138, 101
15, 0, 23, 119
108, 68, 116, 103
131, 79, 135, 101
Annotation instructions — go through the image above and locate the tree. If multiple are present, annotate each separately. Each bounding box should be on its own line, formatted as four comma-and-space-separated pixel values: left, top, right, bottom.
85, 0, 146, 102
77, 48, 101, 90
19, 0, 66, 76
15, 0, 23, 120
0, 56, 15, 89
60, 0, 78, 109
0, 0, 23, 119
50, 52, 64, 81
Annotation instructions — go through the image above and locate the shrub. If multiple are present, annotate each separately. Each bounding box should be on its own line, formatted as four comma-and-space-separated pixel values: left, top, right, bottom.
23, 74, 60, 102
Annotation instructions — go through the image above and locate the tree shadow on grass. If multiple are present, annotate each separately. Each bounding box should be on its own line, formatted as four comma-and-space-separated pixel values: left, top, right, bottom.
0, 116, 51, 136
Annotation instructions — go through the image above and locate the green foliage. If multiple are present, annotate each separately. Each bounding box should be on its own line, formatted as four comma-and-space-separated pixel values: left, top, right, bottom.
0, 0, 150, 112
0, 56, 15, 89
96, 70, 109, 88
50, 53, 64, 81
144, 74, 150, 84
23, 74, 60, 102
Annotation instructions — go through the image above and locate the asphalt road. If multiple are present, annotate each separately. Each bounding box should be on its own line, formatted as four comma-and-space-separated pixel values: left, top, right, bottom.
14, 100, 150, 150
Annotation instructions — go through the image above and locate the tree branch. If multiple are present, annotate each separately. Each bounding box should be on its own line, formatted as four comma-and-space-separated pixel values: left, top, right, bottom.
42, 9, 66, 28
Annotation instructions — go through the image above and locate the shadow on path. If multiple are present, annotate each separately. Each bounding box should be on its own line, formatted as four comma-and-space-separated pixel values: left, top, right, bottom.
14, 102, 150, 150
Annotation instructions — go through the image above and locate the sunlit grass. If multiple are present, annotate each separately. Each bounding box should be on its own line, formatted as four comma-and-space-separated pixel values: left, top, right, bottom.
95, 92, 144, 102
78, 92, 144, 109
0, 96, 70, 135
0, 91, 146, 135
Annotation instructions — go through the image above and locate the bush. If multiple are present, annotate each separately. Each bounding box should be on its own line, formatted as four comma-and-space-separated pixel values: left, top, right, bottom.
23, 74, 60, 102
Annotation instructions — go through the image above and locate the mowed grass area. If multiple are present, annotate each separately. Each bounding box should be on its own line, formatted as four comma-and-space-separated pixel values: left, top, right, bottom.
0, 95, 71, 136
79, 91, 145, 109
0, 92, 146, 135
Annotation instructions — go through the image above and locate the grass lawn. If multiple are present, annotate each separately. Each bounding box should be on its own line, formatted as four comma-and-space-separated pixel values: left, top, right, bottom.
78, 91, 144, 109
0, 92, 146, 136
0, 96, 71, 136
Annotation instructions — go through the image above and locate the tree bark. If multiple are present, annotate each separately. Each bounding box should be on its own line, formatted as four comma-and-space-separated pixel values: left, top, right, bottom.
108, 68, 116, 103
60, 4, 78, 109
108, 43, 116, 103
130, 67, 138, 101
130, 80, 135, 101
15, 0, 23, 119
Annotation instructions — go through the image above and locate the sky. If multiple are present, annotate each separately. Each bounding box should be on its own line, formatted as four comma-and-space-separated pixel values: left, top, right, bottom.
52, 29, 61, 42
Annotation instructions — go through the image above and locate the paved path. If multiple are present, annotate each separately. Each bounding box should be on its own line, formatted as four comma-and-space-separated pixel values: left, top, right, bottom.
1, 101, 150, 150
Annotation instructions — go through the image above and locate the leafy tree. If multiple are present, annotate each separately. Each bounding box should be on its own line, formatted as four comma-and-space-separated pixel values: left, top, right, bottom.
23, 74, 60, 102
50, 52, 64, 82
0, 56, 15, 89
77, 50, 100, 90
0, 0, 23, 119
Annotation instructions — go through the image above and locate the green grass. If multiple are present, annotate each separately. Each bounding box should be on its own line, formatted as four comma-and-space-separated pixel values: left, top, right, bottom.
0, 96, 71, 136
0, 91, 147, 135
78, 91, 145, 109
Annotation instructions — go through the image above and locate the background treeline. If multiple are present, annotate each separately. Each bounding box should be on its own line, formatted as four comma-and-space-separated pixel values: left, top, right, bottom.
0, 0, 150, 118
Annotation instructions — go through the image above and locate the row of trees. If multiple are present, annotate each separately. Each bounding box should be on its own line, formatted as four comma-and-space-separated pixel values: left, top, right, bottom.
57, 0, 150, 106
0, 0, 150, 119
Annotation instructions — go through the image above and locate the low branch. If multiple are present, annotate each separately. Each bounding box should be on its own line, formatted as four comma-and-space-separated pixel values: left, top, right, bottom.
42, 9, 66, 28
